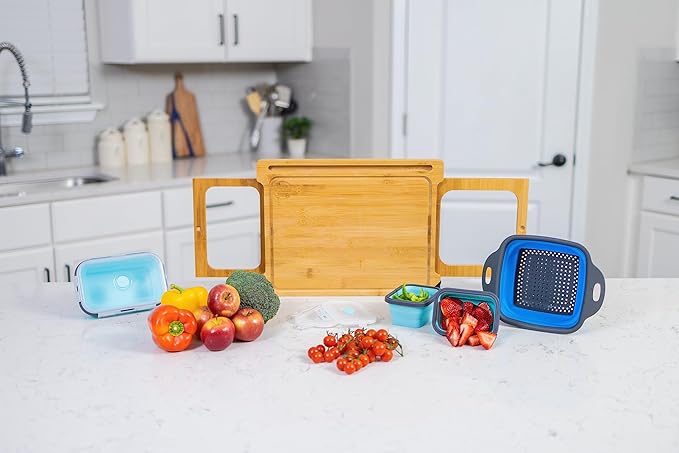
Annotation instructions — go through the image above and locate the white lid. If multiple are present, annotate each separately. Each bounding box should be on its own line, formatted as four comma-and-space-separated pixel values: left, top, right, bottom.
98, 128, 123, 142
123, 117, 146, 132
146, 109, 169, 123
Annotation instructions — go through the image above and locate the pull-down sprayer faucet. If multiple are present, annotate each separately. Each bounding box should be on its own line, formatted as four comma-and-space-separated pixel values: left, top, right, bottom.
0, 41, 32, 176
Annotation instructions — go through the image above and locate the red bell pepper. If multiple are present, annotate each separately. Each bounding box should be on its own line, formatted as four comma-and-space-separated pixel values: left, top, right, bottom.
148, 305, 197, 352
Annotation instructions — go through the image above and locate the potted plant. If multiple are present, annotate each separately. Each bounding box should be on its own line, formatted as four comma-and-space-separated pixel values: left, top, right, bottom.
282, 116, 312, 158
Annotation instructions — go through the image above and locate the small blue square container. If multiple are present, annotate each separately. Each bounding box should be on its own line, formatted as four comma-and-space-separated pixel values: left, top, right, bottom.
385, 284, 439, 328
431, 288, 500, 335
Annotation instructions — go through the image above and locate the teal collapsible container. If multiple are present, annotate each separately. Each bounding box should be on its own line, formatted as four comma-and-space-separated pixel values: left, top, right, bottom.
74, 252, 167, 318
385, 284, 438, 328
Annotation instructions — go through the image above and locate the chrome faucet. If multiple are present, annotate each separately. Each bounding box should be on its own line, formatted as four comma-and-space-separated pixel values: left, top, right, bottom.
0, 41, 32, 176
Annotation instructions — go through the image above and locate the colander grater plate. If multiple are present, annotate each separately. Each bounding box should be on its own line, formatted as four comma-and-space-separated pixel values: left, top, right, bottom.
482, 235, 605, 334
514, 248, 580, 315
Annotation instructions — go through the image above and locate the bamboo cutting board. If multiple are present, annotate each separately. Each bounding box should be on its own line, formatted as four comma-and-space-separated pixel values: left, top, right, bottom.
165, 73, 205, 158
193, 159, 529, 295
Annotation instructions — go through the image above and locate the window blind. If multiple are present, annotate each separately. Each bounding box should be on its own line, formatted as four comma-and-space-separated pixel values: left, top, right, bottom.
0, 0, 89, 98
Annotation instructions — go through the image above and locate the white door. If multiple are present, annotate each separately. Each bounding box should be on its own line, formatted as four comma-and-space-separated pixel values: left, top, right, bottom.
138, 0, 226, 62
54, 232, 165, 283
224, 0, 312, 62
0, 247, 54, 298
165, 218, 260, 284
637, 212, 679, 277
396, 0, 582, 266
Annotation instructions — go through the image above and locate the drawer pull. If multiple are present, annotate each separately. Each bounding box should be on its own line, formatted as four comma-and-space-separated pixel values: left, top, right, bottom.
206, 201, 235, 209
44, 267, 50, 283
670, 196, 679, 202
65, 264, 72, 282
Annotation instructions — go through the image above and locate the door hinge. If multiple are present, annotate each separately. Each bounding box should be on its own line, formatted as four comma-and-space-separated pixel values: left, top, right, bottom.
402, 113, 407, 136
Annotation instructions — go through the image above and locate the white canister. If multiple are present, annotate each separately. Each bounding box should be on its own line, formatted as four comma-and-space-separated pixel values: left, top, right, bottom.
146, 109, 172, 163
97, 128, 126, 168
259, 117, 283, 157
123, 118, 150, 166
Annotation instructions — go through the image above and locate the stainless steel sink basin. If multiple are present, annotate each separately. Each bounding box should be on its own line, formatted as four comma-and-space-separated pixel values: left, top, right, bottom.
0, 174, 118, 198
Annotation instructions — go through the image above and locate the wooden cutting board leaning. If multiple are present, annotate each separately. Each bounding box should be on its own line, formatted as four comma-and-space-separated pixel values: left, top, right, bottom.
165, 72, 205, 158
193, 159, 529, 295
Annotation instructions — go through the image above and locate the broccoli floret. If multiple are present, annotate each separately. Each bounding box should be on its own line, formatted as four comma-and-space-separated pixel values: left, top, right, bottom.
226, 270, 280, 323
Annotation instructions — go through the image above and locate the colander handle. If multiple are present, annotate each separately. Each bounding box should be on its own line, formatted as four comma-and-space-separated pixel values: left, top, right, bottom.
481, 248, 502, 294
583, 262, 606, 319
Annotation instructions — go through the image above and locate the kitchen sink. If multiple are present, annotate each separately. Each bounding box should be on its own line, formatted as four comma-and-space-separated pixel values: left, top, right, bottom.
0, 174, 118, 198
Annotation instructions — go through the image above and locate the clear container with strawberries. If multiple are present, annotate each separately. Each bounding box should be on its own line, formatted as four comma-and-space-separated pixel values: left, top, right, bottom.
431, 288, 499, 350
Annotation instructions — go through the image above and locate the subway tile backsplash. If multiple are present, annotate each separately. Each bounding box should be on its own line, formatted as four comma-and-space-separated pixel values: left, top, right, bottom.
633, 49, 679, 163
1, 63, 277, 173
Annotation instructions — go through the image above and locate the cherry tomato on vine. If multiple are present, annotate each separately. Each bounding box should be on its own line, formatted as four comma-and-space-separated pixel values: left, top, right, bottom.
360, 336, 375, 349
366, 329, 377, 338
344, 362, 356, 375
324, 350, 335, 362
376, 329, 389, 342
381, 349, 394, 362
323, 335, 337, 347
358, 354, 370, 367
311, 351, 324, 363
340, 334, 352, 343
372, 341, 387, 356
367, 350, 377, 363
308, 347, 317, 359
352, 359, 363, 371
337, 357, 348, 371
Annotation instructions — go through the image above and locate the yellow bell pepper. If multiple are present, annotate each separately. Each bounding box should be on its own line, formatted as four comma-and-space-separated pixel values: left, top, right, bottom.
160, 284, 208, 313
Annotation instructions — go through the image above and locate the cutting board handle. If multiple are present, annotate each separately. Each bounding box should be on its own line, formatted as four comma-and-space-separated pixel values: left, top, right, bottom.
435, 178, 529, 277
193, 178, 265, 277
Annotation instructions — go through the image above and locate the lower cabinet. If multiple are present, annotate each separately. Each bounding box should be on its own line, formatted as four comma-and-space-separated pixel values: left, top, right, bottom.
54, 231, 165, 282
637, 211, 679, 277
0, 247, 54, 294
165, 217, 260, 282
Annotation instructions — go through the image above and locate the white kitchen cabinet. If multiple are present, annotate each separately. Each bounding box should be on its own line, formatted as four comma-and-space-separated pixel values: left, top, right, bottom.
54, 231, 165, 282
98, 0, 312, 63
0, 247, 55, 293
637, 211, 679, 277
165, 217, 260, 283
224, 0, 312, 62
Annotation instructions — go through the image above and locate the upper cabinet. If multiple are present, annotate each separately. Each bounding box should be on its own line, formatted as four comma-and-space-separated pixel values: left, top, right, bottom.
97, 0, 312, 64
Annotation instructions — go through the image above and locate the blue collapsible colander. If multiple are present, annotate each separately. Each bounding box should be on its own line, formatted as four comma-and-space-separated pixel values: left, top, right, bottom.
482, 235, 605, 334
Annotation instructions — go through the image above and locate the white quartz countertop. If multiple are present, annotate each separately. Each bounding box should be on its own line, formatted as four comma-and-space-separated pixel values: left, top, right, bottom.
628, 157, 679, 180
0, 152, 337, 208
1, 278, 678, 452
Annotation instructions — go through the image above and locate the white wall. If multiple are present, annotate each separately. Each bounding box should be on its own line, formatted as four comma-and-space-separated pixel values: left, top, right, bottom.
312, 0, 391, 157
585, 0, 678, 276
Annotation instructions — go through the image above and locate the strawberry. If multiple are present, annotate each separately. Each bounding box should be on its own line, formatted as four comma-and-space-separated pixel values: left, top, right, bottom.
472, 307, 492, 324
477, 331, 497, 350
458, 323, 474, 347
440, 297, 463, 319
446, 318, 461, 347
462, 302, 475, 317
442, 317, 449, 330
461, 313, 478, 329
477, 303, 494, 321
474, 319, 491, 333
467, 335, 480, 347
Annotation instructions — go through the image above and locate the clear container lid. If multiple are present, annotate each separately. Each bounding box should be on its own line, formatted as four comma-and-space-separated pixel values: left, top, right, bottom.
75, 252, 167, 318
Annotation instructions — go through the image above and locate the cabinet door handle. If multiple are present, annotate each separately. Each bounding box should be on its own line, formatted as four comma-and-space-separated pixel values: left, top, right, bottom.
44, 267, 50, 283
206, 201, 235, 209
65, 264, 71, 283
218, 13, 225, 45
670, 196, 679, 202
233, 14, 239, 46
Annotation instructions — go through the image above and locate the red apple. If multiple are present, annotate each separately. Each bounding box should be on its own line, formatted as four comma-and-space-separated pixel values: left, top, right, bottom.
193, 306, 214, 332
232, 308, 265, 342
208, 284, 241, 317
200, 317, 235, 351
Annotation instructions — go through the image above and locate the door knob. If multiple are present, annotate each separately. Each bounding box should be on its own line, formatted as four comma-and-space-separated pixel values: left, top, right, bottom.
538, 154, 567, 167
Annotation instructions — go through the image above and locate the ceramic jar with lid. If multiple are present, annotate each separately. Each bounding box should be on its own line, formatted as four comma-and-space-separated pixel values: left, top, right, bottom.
97, 128, 125, 168
123, 118, 150, 166
146, 109, 172, 163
